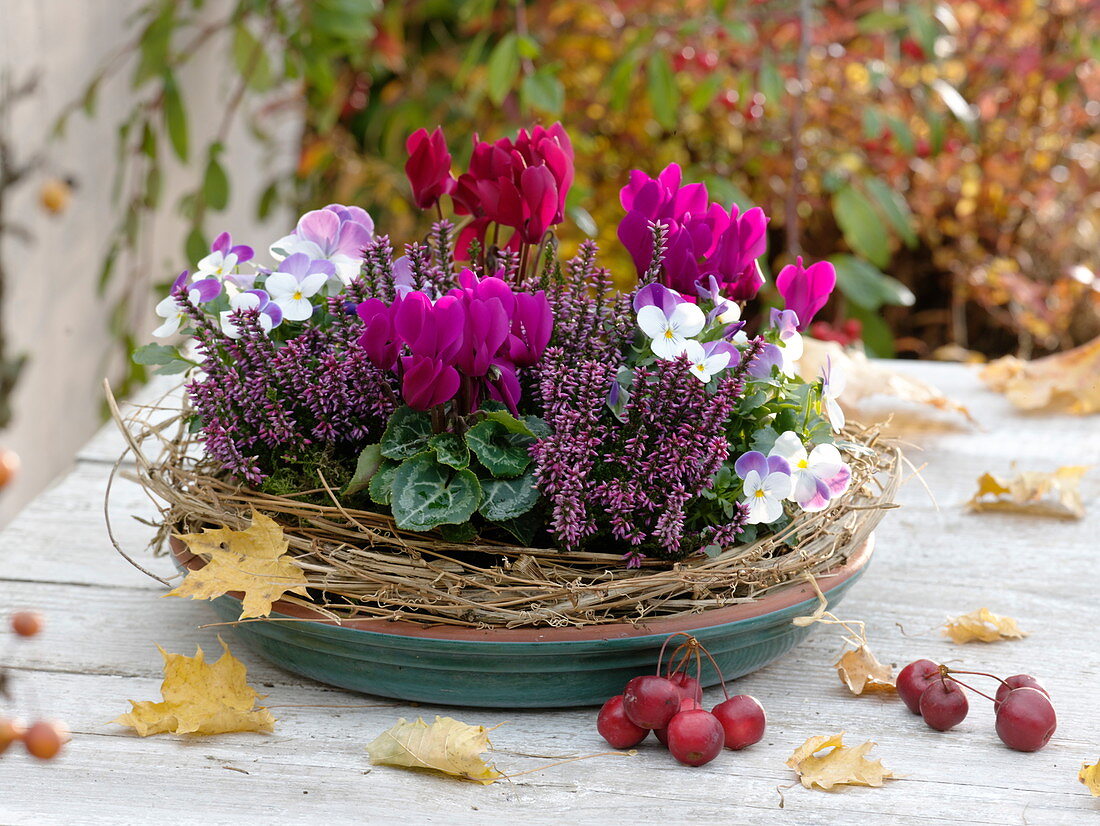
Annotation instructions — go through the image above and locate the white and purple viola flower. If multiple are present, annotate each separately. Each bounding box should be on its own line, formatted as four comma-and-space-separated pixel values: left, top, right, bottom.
269, 204, 374, 289
684, 339, 736, 383
734, 451, 792, 524
264, 253, 335, 322
219, 289, 284, 339
633, 283, 705, 361
768, 430, 850, 512
194, 232, 254, 289
821, 357, 846, 432
153, 272, 221, 338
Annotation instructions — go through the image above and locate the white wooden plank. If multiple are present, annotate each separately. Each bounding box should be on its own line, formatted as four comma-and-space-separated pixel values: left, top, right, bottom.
2, 362, 1099, 824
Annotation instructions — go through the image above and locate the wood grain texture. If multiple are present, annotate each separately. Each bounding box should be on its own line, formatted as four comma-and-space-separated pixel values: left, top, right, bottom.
0, 363, 1098, 825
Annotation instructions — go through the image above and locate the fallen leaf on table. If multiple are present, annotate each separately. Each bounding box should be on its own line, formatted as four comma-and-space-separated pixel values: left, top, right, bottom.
799, 338, 974, 427
114, 639, 275, 736
168, 509, 310, 619
980, 335, 1100, 415
942, 608, 1027, 644
1080, 761, 1100, 797
835, 645, 896, 695
786, 732, 897, 790
368, 716, 503, 784
967, 466, 1088, 519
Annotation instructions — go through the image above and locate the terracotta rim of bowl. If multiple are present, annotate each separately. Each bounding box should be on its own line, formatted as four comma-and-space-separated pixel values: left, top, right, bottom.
168, 533, 873, 642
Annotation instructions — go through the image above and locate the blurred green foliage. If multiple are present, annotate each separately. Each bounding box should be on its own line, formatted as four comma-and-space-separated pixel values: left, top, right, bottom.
62, 0, 1100, 373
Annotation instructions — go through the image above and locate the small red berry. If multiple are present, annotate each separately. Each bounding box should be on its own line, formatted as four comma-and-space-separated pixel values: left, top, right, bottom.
23, 720, 66, 760
666, 709, 725, 766
622, 675, 681, 730
596, 695, 648, 749
669, 671, 702, 703
712, 695, 767, 750
897, 659, 939, 714
11, 611, 44, 638
919, 679, 969, 731
0, 718, 24, 755
656, 697, 701, 746
994, 675, 1048, 711
996, 688, 1056, 752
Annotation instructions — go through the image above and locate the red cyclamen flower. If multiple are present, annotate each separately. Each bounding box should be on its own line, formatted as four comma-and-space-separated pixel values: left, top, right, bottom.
405, 127, 456, 211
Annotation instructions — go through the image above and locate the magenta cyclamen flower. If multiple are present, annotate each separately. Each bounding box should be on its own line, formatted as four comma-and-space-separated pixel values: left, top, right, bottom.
405, 127, 456, 210
270, 204, 374, 287
617, 163, 769, 300
776, 256, 836, 330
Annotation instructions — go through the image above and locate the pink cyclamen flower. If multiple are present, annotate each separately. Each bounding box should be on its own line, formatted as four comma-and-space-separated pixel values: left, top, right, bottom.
776, 256, 836, 330
405, 127, 456, 210
401, 355, 461, 411
269, 204, 374, 288
768, 431, 850, 512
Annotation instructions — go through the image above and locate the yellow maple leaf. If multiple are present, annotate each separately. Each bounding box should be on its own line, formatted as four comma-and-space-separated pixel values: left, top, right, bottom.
115, 639, 275, 736
943, 608, 1027, 644
981, 335, 1100, 415
967, 467, 1088, 520
786, 732, 896, 791
168, 510, 310, 619
835, 646, 896, 695
1080, 761, 1100, 797
367, 716, 504, 784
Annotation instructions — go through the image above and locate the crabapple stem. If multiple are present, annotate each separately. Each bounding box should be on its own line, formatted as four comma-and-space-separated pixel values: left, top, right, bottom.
943, 668, 1010, 690
657, 633, 695, 677
942, 674, 998, 704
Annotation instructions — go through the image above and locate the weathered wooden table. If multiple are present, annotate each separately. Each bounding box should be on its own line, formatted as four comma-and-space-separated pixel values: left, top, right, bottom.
1, 362, 1097, 825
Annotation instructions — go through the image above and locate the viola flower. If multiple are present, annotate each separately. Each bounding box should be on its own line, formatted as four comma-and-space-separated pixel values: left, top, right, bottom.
635, 287, 705, 360
776, 257, 836, 330
269, 204, 374, 288
152, 273, 221, 338
768, 431, 851, 512
697, 275, 742, 325
735, 450, 792, 524
821, 357, 847, 432
746, 343, 783, 379
771, 308, 804, 377
264, 253, 333, 321
219, 290, 283, 339
404, 127, 456, 210
683, 340, 735, 383
195, 232, 254, 281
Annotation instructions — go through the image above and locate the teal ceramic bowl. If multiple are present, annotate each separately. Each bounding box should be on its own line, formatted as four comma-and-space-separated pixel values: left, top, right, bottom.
171, 535, 874, 708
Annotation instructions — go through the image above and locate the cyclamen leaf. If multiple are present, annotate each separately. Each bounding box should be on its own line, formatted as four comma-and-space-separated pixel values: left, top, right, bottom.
465, 420, 532, 478
390, 453, 481, 531
380, 406, 434, 460
481, 409, 536, 437
430, 433, 470, 470
344, 444, 383, 497
479, 473, 539, 521
369, 459, 401, 506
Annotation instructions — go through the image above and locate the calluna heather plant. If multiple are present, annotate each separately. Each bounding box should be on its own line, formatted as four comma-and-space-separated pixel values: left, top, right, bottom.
139, 123, 851, 566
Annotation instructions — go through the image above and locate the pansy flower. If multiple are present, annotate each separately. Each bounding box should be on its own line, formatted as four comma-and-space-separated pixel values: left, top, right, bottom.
269, 204, 374, 288
634, 283, 705, 360
152, 272, 221, 338
194, 232, 254, 282
683, 340, 735, 383
821, 357, 846, 432
768, 431, 851, 512
219, 290, 283, 339
264, 253, 334, 321
734, 450, 793, 524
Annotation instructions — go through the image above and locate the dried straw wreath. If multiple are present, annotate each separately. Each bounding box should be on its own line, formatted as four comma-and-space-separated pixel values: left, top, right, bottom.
108, 386, 900, 630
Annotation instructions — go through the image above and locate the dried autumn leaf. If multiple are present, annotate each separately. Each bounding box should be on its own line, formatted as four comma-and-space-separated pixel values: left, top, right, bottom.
168, 509, 309, 619
786, 732, 897, 791
1080, 761, 1100, 797
981, 335, 1100, 415
967, 466, 1088, 519
367, 716, 503, 784
943, 608, 1027, 644
799, 338, 974, 427
114, 639, 275, 736
835, 645, 896, 695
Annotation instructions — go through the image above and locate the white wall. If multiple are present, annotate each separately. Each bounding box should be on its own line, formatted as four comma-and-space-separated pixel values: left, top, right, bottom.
0, 1, 297, 523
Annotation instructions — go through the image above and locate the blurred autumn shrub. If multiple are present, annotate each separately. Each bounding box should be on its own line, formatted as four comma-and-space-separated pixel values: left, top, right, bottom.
69, 0, 1099, 363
